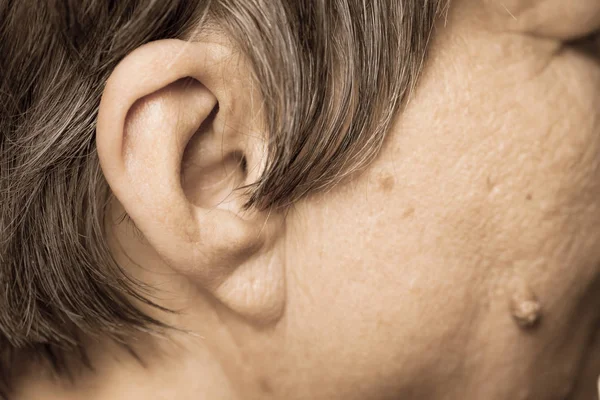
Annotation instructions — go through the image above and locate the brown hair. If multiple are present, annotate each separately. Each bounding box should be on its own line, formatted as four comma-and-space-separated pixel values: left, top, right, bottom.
0, 0, 445, 392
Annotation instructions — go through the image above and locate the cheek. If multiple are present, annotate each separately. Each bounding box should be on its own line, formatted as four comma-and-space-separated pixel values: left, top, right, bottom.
281, 29, 600, 398
374, 39, 600, 395
407, 34, 600, 307
281, 155, 485, 398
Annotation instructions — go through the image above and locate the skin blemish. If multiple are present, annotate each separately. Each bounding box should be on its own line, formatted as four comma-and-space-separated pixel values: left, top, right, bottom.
526, 193, 532, 201
402, 207, 415, 218
258, 377, 273, 394
486, 175, 501, 198
377, 172, 396, 193
508, 277, 542, 329
486, 176, 495, 191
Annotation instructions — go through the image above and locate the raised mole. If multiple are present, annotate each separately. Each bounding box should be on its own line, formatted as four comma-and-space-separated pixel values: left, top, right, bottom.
508, 277, 542, 329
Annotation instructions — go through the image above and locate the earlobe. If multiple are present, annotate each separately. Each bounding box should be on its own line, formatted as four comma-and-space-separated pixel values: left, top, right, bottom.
96, 39, 286, 323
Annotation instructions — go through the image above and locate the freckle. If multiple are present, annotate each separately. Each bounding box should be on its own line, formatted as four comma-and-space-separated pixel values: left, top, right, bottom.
526, 193, 532, 200
377, 173, 395, 193
486, 176, 495, 191
402, 207, 415, 218
258, 377, 272, 394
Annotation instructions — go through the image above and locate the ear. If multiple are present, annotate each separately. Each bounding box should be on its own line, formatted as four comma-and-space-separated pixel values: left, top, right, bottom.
96, 39, 285, 323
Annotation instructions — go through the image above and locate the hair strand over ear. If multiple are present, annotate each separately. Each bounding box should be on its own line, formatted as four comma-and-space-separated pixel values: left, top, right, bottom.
0, 0, 447, 392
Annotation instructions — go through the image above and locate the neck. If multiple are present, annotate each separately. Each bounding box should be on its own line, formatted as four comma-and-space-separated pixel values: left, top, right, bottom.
14, 332, 241, 400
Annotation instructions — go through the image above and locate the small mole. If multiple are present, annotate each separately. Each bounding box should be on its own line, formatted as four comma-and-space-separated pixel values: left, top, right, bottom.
258, 377, 272, 394
526, 193, 532, 201
486, 176, 495, 191
508, 278, 542, 329
511, 298, 541, 328
377, 173, 396, 193
402, 207, 415, 218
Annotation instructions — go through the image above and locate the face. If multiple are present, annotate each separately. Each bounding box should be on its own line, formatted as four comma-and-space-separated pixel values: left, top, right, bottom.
33, 1, 598, 400
257, 1, 600, 398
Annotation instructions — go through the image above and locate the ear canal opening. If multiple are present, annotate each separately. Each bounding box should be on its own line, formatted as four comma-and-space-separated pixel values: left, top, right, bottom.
181, 100, 252, 211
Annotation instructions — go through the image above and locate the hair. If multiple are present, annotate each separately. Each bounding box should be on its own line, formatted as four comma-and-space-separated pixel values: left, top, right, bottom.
0, 0, 446, 394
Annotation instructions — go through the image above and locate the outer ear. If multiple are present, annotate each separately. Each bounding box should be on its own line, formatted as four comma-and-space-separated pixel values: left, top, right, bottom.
96, 39, 284, 322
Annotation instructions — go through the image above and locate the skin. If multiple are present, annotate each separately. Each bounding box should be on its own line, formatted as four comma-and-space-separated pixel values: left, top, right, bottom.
17, 0, 600, 399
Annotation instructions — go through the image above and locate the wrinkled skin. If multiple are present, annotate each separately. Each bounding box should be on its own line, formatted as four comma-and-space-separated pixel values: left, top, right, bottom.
19, 0, 600, 399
